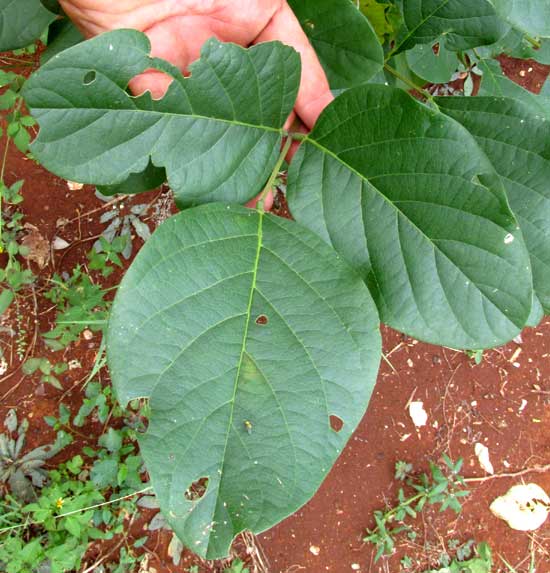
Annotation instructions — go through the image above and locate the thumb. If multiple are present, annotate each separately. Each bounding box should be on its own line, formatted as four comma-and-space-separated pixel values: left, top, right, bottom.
255, 1, 333, 130
129, 18, 219, 98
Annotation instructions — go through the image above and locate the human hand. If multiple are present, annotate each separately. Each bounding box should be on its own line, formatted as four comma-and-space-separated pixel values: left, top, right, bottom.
59, 0, 333, 130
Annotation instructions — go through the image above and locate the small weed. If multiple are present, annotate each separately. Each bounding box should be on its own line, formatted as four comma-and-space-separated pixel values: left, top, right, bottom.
22, 357, 68, 390
88, 236, 128, 278
94, 197, 152, 260
0, 180, 35, 299
0, 409, 70, 502
223, 558, 250, 573
456, 539, 475, 561
0, 385, 150, 573
364, 456, 469, 560
465, 349, 484, 365
72, 381, 111, 427
395, 460, 414, 481
0, 69, 36, 154
42, 263, 113, 349
426, 542, 492, 573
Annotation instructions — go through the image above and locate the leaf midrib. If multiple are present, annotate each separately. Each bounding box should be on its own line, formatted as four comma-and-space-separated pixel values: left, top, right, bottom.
31, 97, 283, 137
207, 210, 264, 551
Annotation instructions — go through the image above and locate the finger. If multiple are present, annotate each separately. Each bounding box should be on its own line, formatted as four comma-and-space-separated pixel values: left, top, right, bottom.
255, 1, 333, 130
246, 190, 274, 211
130, 17, 218, 98
283, 110, 297, 131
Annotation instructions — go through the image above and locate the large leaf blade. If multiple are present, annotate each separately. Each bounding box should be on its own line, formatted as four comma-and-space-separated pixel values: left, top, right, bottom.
0, 0, 57, 51
394, 0, 505, 53
287, 84, 533, 349
288, 0, 384, 89
23, 30, 300, 207
107, 204, 381, 558
436, 95, 550, 312
492, 0, 550, 39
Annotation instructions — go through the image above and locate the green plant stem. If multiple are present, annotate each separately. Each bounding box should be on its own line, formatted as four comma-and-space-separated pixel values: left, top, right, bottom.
524, 34, 541, 49
256, 136, 293, 211
472, 48, 482, 62
0, 135, 10, 246
0, 485, 153, 534
383, 63, 433, 101
369, 491, 425, 535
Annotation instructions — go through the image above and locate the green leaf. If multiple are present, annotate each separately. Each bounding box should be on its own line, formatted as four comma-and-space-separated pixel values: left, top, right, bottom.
532, 40, 550, 64
64, 516, 81, 538
0, 89, 17, 110
97, 161, 166, 197
385, 52, 426, 92
0, 0, 57, 51
394, 0, 505, 53
476, 542, 492, 563
107, 204, 381, 558
360, 0, 403, 44
476, 58, 550, 119
98, 427, 122, 453
90, 458, 118, 488
0, 288, 14, 315
288, 0, 384, 88
19, 538, 43, 565
41, 17, 84, 65
527, 293, 544, 327
23, 30, 300, 208
287, 84, 533, 349
492, 0, 550, 38
22, 357, 42, 375
436, 95, 550, 312
474, 26, 550, 62
405, 41, 459, 84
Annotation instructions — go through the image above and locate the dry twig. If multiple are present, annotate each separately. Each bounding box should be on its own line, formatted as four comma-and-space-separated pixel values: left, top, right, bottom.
464, 463, 550, 483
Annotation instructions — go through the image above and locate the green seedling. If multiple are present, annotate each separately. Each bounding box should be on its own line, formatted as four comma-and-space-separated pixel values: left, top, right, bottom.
365, 456, 469, 560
